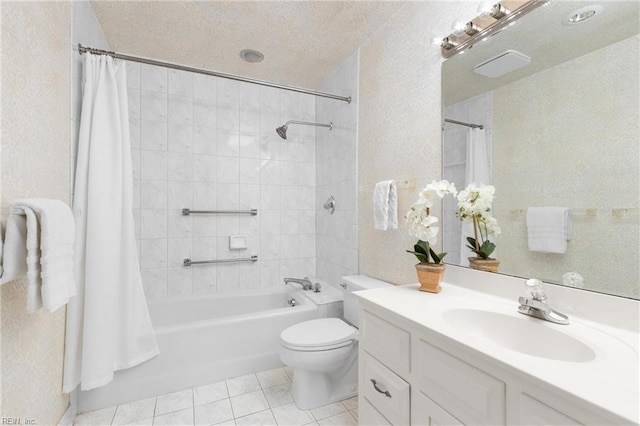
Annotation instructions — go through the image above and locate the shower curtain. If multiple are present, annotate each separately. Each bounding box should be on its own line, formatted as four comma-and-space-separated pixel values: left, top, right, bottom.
459, 128, 492, 266
63, 53, 158, 392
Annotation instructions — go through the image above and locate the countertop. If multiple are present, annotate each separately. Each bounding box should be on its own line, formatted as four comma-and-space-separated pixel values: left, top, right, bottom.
355, 280, 639, 423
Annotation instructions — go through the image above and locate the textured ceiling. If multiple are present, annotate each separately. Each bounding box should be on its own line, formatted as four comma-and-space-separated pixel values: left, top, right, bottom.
91, 1, 403, 89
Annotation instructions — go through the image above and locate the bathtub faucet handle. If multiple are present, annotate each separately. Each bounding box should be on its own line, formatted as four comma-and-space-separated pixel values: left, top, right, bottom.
284, 277, 313, 290
313, 282, 321, 293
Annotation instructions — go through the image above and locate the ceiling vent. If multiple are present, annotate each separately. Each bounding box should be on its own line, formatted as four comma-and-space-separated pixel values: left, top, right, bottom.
474, 50, 531, 78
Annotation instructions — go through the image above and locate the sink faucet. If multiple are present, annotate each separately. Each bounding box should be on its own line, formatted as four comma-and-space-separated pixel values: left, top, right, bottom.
284, 277, 313, 291
517, 279, 569, 325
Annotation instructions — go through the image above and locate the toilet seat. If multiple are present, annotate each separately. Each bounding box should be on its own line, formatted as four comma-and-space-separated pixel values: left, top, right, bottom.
281, 318, 356, 352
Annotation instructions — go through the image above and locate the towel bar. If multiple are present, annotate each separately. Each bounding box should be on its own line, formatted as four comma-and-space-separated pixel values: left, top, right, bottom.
183, 255, 258, 267
182, 208, 258, 216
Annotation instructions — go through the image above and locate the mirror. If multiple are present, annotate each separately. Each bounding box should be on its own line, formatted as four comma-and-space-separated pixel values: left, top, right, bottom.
442, 1, 639, 299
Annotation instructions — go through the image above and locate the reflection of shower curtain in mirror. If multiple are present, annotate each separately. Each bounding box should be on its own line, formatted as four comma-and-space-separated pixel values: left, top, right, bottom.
63, 53, 159, 392
459, 128, 492, 265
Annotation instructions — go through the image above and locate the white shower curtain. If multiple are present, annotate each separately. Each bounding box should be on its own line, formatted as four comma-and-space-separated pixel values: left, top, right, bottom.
459, 128, 492, 266
63, 54, 158, 392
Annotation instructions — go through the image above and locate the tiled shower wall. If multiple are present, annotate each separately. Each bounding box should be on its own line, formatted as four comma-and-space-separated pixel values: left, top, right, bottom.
127, 63, 318, 299
316, 52, 359, 285
442, 92, 493, 265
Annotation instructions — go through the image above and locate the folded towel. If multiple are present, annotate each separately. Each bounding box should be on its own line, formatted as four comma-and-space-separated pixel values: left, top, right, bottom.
526, 207, 572, 254
0, 214, 29, 285
373, 180, 398, 231
12, 199, 76, 312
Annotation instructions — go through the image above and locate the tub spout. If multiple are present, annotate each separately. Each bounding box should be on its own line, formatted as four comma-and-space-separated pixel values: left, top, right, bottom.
284, 277, 313, 291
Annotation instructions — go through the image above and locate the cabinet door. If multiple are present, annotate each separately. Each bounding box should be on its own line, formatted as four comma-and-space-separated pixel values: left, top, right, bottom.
360, 396, 393, 426
413, 391, 464, 426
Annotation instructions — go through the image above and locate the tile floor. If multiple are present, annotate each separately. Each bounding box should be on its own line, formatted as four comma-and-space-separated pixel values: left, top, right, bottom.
73, 367, 358, 426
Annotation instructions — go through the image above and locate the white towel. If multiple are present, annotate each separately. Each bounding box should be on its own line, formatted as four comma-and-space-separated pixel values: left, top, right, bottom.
526, 207, 572, 254
0, 214, 29, 285
12, 199, 76, 312
373, 180, 398, 230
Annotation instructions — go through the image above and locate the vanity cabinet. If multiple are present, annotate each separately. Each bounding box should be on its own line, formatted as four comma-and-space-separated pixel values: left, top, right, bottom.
358, 303, 624, 426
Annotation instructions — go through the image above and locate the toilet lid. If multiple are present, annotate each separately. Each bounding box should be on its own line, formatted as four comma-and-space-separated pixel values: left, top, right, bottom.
281, 318, 356, 349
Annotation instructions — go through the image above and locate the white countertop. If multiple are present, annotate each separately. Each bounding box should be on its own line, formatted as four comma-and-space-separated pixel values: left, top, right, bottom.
356, 277, 639, 423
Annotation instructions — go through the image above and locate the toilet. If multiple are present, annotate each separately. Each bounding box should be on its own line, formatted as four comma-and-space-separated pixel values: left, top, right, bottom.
279, 275, 392, 409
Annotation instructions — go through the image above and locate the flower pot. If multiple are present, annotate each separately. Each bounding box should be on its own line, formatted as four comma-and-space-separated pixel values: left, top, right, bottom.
415, 263, 446, 293
468, 257, 500, 273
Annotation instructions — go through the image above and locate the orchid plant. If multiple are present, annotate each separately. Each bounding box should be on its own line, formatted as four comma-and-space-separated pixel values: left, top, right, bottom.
405, 180, 457, 264
457, 183, 501, 259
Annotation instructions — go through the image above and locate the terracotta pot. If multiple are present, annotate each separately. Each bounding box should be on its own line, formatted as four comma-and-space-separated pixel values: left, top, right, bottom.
468, 257, 500, 273
415, 263, 446, 293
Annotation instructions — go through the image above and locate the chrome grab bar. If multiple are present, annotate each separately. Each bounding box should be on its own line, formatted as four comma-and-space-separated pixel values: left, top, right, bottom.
182, 208, 258, 216
183, 255, 258, 267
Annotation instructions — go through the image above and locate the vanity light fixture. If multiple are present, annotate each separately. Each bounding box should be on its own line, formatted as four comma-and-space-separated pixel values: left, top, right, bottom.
440, 0, 549, 58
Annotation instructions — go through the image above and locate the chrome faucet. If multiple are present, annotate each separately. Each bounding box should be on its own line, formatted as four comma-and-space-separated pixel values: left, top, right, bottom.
284, 277, 313, 291
517, 279, 569, 325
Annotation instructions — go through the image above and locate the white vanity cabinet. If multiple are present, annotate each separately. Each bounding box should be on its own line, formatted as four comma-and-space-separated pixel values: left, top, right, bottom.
358, 301, 626, 426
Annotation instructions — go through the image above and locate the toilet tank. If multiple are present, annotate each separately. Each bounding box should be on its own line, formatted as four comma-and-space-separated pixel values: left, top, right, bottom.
341, 275, 393, 327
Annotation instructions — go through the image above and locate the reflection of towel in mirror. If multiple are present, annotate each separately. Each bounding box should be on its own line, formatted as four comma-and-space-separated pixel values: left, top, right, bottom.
526, 207, 572, 254
373, 180, 398, 230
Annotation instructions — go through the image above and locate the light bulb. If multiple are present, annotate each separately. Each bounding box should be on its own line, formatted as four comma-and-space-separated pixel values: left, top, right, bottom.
477, 1, 495, 17
451, 19, 467, 37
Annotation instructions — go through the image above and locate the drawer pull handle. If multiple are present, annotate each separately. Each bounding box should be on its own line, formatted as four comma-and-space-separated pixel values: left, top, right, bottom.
370, 379, 392, 398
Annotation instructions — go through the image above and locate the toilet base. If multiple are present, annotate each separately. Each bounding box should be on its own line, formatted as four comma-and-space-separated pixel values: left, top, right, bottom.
290, 354, 358, 410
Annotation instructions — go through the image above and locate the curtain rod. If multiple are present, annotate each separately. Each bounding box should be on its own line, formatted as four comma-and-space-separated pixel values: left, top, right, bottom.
78, 44, 351, 104
444, 118, 484, 130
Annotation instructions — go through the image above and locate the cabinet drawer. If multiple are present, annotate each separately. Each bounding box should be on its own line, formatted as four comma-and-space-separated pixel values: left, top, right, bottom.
361, 309, 411, 375
362, 351, 411, 425
412, 391, 464, 426
360, 395, 393, 426
416, 338, 505, 425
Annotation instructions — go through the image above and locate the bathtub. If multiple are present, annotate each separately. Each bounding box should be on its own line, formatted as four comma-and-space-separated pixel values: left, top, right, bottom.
79, 287, 319, 412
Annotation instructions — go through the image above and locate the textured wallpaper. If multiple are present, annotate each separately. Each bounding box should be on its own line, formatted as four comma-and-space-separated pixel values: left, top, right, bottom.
493, 35, 639, 299
357, 1, 478, 284
1, 2, 71, 423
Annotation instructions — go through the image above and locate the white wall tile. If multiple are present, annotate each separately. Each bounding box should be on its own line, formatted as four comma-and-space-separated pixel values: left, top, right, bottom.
194, 74, 217, 101
168, 210, 193, 238
141, 64, 167, 93
167, 267, 192, 296
217, 157, 240, 183
194, 155, 217, 182
140, 239, 167, 269
168, 181, 193, 210
168, 238, 192, 267
168, 95, 193, 125
168, 152, 193, 181
141, 209, 167, 238
217, 130, 240, 157
141, 120, 167, 152
168, 69, 193, 98
167, 124, 193, 153
141, 90, 167, 122
141, 180, 167, 209
141, 268, 167, 299
141, 150, 167, 180
194, 126, 217, 155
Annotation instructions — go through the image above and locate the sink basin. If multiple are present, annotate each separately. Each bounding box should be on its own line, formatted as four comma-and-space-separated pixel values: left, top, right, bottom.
442, 308, 597, 362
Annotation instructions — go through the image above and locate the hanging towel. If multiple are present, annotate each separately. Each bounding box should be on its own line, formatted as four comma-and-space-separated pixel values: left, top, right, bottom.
373, 180, 398, 230
0, 214, 28, 285
526, 207, 572, 254
11, 199, 76, 312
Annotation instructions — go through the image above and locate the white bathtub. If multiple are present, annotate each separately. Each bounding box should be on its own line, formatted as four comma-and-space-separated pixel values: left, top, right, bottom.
79, 287, 318, 412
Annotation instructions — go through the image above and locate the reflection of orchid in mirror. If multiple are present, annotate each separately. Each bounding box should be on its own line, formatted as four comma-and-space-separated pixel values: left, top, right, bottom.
405, 180, 457, 264
457, 183, 501, 259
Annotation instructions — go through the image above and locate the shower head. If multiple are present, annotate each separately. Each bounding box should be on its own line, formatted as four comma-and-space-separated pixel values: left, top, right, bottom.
275, 120, 333, 140
276, 124, 289, 140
